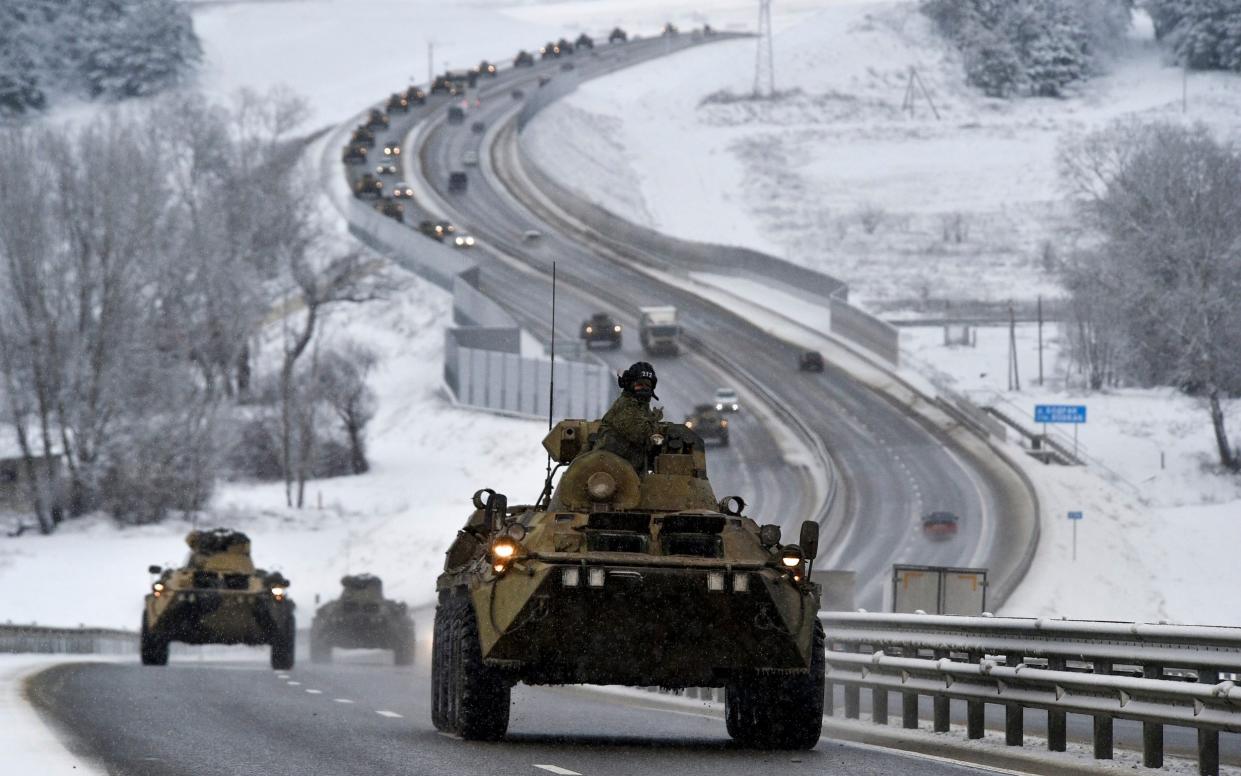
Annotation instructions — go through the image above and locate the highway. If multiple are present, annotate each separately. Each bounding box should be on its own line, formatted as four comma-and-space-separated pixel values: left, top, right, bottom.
28, 627, 998, 776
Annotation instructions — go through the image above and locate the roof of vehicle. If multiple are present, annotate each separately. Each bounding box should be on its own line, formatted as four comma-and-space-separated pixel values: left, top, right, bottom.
714, 387, 737, 397
923, 511, 960, 522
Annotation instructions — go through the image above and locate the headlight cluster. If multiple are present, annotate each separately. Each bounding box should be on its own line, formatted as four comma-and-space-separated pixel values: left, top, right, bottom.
271, 586, 287, 601
489, 525, 526, 574
613, 325, 622, 333
778, 546, 806, 582
152, 582, 165, 598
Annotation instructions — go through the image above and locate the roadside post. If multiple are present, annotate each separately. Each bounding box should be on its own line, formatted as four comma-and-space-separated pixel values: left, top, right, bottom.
1068, 510, 1083, 560
1034, 404, 1087, 460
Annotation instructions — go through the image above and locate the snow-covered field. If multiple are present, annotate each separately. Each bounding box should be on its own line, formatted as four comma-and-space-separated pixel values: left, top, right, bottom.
523, 1, 1241, 310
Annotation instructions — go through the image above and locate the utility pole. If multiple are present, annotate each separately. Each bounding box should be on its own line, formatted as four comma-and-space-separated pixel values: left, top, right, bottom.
753, 0, 774, 98
1037, 295, 1044, 387
1007, 302, 1020, 392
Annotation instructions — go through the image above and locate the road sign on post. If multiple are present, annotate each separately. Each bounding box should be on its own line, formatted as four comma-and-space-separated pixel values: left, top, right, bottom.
1035, 405, 1087, 460
1068, 511, 1083, 560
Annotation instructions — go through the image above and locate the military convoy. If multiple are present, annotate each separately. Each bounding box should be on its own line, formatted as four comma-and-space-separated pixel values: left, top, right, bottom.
353, 173, 383, 199
142, 529, 295, 669
311, 574, 415, 665
431, 420, 825, 748
580, 312, 623, 349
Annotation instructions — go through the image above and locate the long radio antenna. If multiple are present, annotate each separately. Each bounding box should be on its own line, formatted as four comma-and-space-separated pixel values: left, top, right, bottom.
539, 263, 558, 509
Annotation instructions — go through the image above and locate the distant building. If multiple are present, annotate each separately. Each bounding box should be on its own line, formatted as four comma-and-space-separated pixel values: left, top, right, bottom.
0, 428, 63, 515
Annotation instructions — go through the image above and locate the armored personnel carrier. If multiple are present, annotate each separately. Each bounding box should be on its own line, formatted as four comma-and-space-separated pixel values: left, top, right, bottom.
141, 529, 294, 669
685, 403, 729, 446
311, 574, 415, 665
432, 420, 824, 747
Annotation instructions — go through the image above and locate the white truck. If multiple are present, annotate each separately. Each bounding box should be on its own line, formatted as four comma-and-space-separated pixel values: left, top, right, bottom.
638, 305, 680, 355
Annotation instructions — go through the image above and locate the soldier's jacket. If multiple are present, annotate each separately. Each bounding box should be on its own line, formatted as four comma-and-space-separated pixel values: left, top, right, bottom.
593, 393, 663, 472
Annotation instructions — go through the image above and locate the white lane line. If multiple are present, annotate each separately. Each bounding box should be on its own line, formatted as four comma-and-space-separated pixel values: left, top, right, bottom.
286, 681, 301, 686
334, 698, 354, 704
305, 689, 323, 695
276, 674, 290, 679
533, 766, 582, 776
376, 710, 403, 718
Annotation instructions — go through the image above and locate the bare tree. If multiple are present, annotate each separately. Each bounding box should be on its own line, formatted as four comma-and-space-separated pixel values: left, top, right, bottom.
315, 342, 377, 475
1061, 121, 1241, 470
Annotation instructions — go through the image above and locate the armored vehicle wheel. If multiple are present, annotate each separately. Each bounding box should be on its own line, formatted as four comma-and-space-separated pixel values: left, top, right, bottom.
725, 621, 824, 749
310, 635, 332, 664
446, 591, 510, 739
394, 631, 415, 666
271, 622, 295, 671
431, 598, 451, 731
140, 612, 169, 666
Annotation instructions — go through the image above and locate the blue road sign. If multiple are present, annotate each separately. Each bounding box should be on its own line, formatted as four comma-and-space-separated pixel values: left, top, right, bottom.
1068, 511, 1083, 521
1035, 404, 1087, 424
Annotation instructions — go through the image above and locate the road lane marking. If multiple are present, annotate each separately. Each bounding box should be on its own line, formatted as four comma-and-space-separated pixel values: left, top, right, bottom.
376, 710, 403, 718
287, 681, 301, 686
334, 698, 354, 704
306, 689, 323, 694
533, 766, 582, 776
276, 674, 290, 679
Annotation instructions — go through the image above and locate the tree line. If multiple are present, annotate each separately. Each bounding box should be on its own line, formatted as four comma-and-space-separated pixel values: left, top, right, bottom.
0, 89, 384, 533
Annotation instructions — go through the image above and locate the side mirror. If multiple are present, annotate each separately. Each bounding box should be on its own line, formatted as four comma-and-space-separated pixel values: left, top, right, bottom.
485, 492, 508, 533
759, 524, 781, 548
799, 520, 820, 563
148, 565, 162, 575
314, 594, 321, 605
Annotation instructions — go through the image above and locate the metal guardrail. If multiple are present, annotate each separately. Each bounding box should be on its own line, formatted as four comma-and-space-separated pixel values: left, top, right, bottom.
820, 611, 1241, 775
0, 623, 137, 655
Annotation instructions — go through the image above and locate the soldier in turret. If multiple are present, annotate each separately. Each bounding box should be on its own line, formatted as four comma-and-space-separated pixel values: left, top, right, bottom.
593, 361, 663, 473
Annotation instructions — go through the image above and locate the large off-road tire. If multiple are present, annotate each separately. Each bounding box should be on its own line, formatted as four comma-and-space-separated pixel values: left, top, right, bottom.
431, 598, 451, 732
447, 591, 510, 740
310, 632, 332, 664
270, 621, 296, 671
140, 611, 169, 667
725, 620, 824, 749
394, 627, 415, 667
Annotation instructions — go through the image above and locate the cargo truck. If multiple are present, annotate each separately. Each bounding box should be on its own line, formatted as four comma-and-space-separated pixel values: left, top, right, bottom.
638, 305, 680, 355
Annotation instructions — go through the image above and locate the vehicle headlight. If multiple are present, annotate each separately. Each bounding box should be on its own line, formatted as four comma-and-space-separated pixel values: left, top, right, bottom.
613, 325, 622, 332
490, 537, 521, 572
715, 403, 723, 411
684, 420, 694, 429
585, 326, 593, 334
721, 419, 728, 428
271, 586, 287, 599
466, 236, 475, 246
779, 546, 805, 581
454, 236, 464, 246
152, 582, 165, 597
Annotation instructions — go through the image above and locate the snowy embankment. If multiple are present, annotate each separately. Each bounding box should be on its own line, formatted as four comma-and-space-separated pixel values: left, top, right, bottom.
522, 0, 1241, 624
0, 655, 110, 775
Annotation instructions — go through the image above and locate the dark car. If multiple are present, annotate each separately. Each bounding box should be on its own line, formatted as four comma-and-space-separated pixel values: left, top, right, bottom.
685, 404, 729, 446
540, 41, 562, 59
404, 86, 427, 105
557, 37, 575, 53
580, 312, 622, 349
477, 60, 497, 77
418, 220, 455, 241
350, 126, 375, 146
609, 27, 628, 43
514, 50, 535, 67
342, 144, 368, 165
922, 511, 960, 540
366, 109, 390, 129
391, 181, 414, 199
382, 141, 401, 158
375, 162, 397, 176
799, 351, 825, 372
387, 93, 410, 112
352, 173, 383, 199
447, 105, 465, 125
448, 171, 468, 193
430, 75, 453, 95
374, 199, 404, 222
470, 120, 485, 134
576, 32, 594, 49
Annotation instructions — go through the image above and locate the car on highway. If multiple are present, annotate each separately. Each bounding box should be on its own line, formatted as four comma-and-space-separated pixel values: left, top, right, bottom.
576, 32, 594, 49
922, 511, 960, 540
382, 141, 401, 157
685, 403, 729, 446
521, 229, 542, 242
342, 144, 367, 165
476, 60, 497, 77
350, 126, 375, 146
447, 105, 465, 124
418, 220, 455, 241
374, 199, 404, 222
471, 120, 485, 134
540, 41, 562, 59
352, 173, 383, 199
391, 181, 414, 199
404, 85, 427, 104
799, 350, 825, 372
386, 92, 410, 112
448, 170, 468, 192
375, 162, 397, 176
462, 150, 479, 166
557, 37, 575, 53
713, 387, 740, 413
513, 50, 534, 67
609, 26, 628, 43
452, 233, 476, 249
579, 312, 622, 349
365, 108, 389, 129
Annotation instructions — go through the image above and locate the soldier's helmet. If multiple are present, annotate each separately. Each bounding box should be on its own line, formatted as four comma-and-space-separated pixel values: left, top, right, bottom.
618, 361, 658, 400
